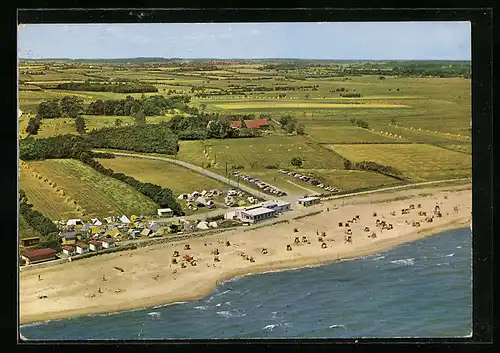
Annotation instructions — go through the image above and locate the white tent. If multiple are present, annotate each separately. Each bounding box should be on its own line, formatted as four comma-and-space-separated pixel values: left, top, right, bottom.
91, 218, 102, 226
196, 196, 208, 206
200, 190, 207, 196
66, 219, 82, 226
18, 109, 23, 118
208, 221, 218, 228
177, 194, 188, 200
120, 215, 131, 224
196, 221, 209, 230
184, 221, 192, 231
104, 217, 113, 223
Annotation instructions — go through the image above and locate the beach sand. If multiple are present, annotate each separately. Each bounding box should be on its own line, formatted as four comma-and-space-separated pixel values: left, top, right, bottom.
19, 185, 472, 325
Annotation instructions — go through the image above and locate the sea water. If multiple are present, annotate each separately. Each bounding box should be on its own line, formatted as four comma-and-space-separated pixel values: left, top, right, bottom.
20, 228, 472, 340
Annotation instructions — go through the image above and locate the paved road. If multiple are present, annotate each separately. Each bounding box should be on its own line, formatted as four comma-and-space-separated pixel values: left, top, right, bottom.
93, 150, 274, 201
322, 178, 471, 201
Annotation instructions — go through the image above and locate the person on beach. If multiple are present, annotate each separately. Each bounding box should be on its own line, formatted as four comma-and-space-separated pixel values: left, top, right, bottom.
102, 275, 107, 282
38, 275, 41, 281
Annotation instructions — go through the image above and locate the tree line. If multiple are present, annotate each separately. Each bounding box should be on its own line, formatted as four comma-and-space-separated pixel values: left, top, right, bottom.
278, 115, 305, 135
36, 96, 83, 119
85, 94, 193, 116
19, 189, 59, 237
344, 159, 407, 180
78, 152, 183, 215
47, 82, 158, 93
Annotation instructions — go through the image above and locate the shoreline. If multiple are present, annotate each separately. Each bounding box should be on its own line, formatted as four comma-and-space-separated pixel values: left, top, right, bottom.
20, 187, 471, 326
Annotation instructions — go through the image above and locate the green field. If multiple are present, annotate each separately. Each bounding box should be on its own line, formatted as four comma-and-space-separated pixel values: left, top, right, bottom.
25, 159, 159, 218
178, 136, 345, 170
329, 144, 472, 181
96, 156, 227, 196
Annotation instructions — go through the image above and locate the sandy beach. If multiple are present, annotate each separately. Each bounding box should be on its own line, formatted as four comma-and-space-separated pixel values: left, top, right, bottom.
19, 185, 472, 325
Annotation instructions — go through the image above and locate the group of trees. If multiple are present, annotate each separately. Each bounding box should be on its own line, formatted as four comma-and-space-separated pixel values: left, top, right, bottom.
19, 134, 90, 161
86, 124, 180, 155
85, 95, 192, 117
50, 82, 158, 93
344, 159, 406, 180
79, 152, 183, 214
36, 96, 83, 119
350, 118, 369, 129
278, 115, 305, 135
25, 116, 42, 135
19, 190, 59, 240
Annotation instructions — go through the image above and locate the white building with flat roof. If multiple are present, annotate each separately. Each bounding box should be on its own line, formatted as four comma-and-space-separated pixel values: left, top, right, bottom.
297, 196, 321, 207
236, 207, 277, 223
259, 200, 291, 212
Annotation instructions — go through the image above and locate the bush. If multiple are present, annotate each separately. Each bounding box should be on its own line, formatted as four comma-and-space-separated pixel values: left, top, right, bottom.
231, 165, 245, 170
290, 157, 303, 167
264, 164, 278, 169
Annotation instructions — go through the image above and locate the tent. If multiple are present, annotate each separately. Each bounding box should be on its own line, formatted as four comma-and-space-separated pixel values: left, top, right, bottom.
104, 228, 121, 238
196, 221, 209, 230
149, 222, 160, 232
140, 229, 153, 237
120, 215, 131, 224
178, 194, 188, 200
130, 215, 139, 222
237, 200, 247, 206
91, 218, 102, 226
81, 224, 92, 232
196, 197, 208, 206
66, 219, 83, 226
207, 200, 215, 209
200, 190, 207, 196
104, 217, 113, 224
90, 226, 101, 235
183, 222, 192, 231
208, 221, 218, 228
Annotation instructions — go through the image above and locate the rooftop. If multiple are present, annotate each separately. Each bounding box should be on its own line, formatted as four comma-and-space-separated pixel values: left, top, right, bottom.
22, 248, 57, 258
298, 196, 320, 202
243, 207, 276, 217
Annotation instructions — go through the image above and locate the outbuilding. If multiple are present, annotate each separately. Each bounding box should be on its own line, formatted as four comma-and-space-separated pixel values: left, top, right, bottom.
89, 241, 102, 252
297, 196, 321, 207
157, 208, 174, 217
260, 200, 291, 212
20, 237, 40, 248
101, 239, 115, 249
62, 245, 75, 256
76, 243, 89, 254
21, 248, 57, 265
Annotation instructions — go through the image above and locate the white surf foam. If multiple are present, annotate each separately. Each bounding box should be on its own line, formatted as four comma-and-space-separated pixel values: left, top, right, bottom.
148, 312, 161, 317
263, 324, 277, 331
456, 246, 462, 249
373, 255, 386, 261
445, 253, 455, 257
390, 258, 415, 266
194, 306, 208, 310
216, 311, 232, 318
329, 324, 346, 329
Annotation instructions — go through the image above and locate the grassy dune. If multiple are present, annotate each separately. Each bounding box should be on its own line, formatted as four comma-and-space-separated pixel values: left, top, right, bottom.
25, 159, 159, 218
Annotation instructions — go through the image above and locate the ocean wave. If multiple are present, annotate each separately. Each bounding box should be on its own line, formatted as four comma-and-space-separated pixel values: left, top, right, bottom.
373, 256, 386, 261
148, 312, 161, 318
445, 253, 455, 257
456, 246, 462, 249
88, 311, 121, 318
152, 301, 186, 309
20, 321, 46, 328
329, 324, 346, 329
224, 302, 231, 306
390, 258, 415, 266
194, 306, 208, 310
215, 289, 231, 297
216, 303, 222, 307
216, 311, 232, 318
263, 323, 292, 331
437, 263, 450, 266
419, 256, 427, 260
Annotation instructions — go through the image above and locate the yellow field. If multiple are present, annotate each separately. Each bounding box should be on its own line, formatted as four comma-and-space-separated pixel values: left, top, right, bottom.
19, 165, 82, 220
311, 96, 421, 100
329, 144, 472, 181
25, 159, 159, 218
214, 102, 411, 109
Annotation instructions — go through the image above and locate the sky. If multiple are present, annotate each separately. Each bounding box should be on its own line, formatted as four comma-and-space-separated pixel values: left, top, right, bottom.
17, 22, 471, 60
